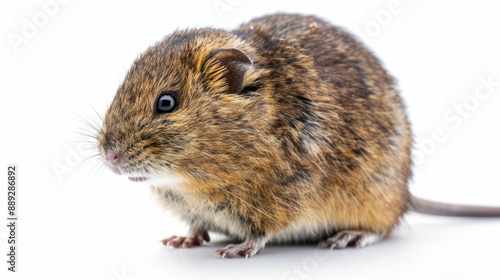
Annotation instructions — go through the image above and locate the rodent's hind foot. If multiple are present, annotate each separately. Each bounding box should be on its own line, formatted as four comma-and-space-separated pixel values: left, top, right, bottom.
318, 230, 385, 249
214, 236, 267, 259
161, 228, 210, 248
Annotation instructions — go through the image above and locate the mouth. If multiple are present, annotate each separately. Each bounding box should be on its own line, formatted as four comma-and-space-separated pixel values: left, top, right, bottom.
128, 176, 148, 182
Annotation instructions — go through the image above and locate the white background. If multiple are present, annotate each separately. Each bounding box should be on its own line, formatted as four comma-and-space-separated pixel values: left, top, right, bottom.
2, 0, 500, 279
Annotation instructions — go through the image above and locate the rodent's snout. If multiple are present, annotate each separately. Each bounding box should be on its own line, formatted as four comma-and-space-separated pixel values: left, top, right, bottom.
100, 144, 124, 175
100, 141, 151, 182
99, 128, 183, 184
105, 151, 122, 167
98, 120, 176, 183
98, 128, 130, 175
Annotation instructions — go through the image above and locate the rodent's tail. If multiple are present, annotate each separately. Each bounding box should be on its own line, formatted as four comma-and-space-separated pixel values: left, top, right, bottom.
409, 195, 500, 217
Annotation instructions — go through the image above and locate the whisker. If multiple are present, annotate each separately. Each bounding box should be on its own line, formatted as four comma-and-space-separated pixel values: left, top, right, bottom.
74, 112, 101, 134
81, 153, 102, 163
68, 140, 100, 145
88, 159, 106, 180
88, 102, 104, 123
73, 131, 98, 140
73, 123, 99, 135
81, 98, 104, 124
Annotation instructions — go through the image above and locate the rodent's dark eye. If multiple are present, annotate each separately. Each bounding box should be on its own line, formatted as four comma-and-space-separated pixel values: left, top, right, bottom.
156, 93, 177, 113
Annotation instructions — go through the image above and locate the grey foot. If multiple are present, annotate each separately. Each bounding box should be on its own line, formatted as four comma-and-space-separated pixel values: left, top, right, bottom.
318, 230, 385, 249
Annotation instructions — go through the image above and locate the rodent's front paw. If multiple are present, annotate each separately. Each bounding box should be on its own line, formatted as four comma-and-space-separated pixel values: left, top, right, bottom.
161, 230, 210, 248
214, 236, 267, 258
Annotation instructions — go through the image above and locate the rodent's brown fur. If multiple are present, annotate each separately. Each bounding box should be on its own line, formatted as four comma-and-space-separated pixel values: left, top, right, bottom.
99, 14, 412, 251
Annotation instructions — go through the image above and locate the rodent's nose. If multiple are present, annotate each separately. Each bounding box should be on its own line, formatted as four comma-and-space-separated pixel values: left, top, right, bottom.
106, 152, 122, 165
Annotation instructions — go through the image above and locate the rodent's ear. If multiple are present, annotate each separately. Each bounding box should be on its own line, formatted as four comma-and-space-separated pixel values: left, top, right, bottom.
205, 48, 253, 94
